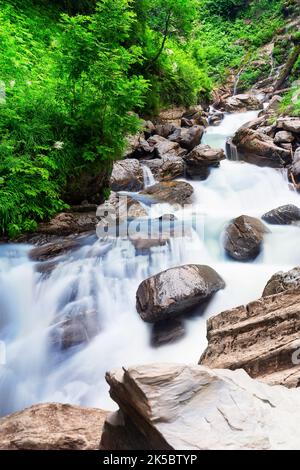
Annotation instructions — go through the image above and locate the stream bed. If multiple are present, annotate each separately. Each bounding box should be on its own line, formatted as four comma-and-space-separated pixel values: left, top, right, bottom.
1, 111, 300, 416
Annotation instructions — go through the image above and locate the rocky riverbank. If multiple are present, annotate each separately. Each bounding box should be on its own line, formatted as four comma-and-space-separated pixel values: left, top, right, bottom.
2, 84, 300, 450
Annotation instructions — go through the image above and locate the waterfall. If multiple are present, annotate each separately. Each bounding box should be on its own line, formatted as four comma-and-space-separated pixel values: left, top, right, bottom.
226, 139, 239, 161
142, 164, 156, 188
1, 110, 300, 416
233, 69, 243, 96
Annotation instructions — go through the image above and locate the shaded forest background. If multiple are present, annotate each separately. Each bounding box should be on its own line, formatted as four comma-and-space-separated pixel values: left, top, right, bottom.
0, 0, 297, 236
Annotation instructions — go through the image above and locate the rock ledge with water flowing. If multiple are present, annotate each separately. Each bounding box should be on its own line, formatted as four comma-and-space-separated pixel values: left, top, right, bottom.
110, 159, 144, 192
200, 286, 300, 388
0, 403, 108, 450
100, 364, 300, 450
140, 180, 193, 205
184, 144, 225, 180
136, 264, 225, 323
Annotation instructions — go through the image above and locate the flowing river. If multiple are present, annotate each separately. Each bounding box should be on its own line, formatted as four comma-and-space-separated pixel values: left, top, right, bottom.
1, 111, 300, 416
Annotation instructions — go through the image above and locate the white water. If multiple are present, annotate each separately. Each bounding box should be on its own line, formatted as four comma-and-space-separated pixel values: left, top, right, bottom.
1, 111, 300, 416
142, 164, 156, 187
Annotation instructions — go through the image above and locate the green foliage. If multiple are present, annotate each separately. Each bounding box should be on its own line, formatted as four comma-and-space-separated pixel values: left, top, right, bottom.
0, 0, 287, 237
281, 86, 300, 116
202, 0, 249, 19
0, 0, 147, 236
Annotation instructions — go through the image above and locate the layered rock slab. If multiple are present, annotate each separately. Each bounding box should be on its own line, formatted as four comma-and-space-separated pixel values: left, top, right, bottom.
200, 287, 300, 388
101, 364, 300, 450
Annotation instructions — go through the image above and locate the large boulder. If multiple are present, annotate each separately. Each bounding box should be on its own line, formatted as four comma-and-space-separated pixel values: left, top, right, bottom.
274, 130, 294, 144
277, 117, 300, 134
140, 181, 194, 205
29, 239, 81, 261
97, 192, 147, 224
0, 403, 107, 450
110, 159, 144, 192
155, 123, 176, 139
168, 125, 204, 151
136, 264, 225, 323
140, 156, 184, 182
232, 128, 292, 167
263, 267, 300, 296
262, 204, 300, 225
37, 211, 98, 237
184, 144, 225, 180
147, 135, 185, 159
101, 364, 300, 450
200, 287, 300, 388
224, 215, 269, 261
220, 94, 263, 112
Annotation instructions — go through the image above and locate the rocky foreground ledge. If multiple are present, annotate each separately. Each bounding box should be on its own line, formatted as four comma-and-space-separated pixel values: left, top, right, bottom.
101, 364, 300, 450
0, 403, 107, 450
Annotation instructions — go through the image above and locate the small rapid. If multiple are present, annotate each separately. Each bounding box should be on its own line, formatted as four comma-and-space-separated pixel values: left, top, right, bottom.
1, 110, 300, 416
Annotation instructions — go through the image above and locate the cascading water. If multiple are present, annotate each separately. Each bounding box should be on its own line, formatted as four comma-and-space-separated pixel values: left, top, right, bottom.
1, 110, 300, 416
142, 164, 156, 188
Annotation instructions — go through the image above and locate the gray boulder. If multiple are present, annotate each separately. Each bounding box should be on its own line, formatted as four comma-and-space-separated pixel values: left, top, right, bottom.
136, 264, 225, 323
110, 159, 144, 192
262, 204, 300, 225
224, 215, 269, 261
263, 267, 300, 296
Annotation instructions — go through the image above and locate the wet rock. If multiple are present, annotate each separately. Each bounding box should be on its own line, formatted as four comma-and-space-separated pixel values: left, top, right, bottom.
110, 159, 144, 192
168, 125, 204, 151
262, 204, 300, 225
129, 234, 169, 251
280, 143, 293, 151
158, 107, 186, 124
51, 309, 100, 350
101, 364, 300, 450
151, 319, 186, 347
200, 287, 300, 389
147, 135, 185, 159
224, 215, 269, 261
140, 181, 194, 205
263, 267, 300, 296
220, 94, 263, 112
181, 107, 209, 128
0, 403, 107, 450
155, 123, 176, 139
232, 127, 292, 167
277, 117, 300, 134
29, 239, 80, 261
37, 212, 98, 237
97, 193, 147, 225
140, 156, 184, 182
263, 95, 283, 115
290, 147, 300, 182
274, 130, 294, 144
35, 260, 58, 276
136, 264, 225, 323
123, 133, 153, 159
209, 111, 224, 126
184, 144, 225, 179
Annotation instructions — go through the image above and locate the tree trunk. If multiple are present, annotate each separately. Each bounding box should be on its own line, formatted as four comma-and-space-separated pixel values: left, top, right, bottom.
273, 44, 300, 91
146, 10, 172, 71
